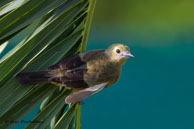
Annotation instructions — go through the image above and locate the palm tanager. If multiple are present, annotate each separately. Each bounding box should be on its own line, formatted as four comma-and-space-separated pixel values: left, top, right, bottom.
17, 44, 134, 104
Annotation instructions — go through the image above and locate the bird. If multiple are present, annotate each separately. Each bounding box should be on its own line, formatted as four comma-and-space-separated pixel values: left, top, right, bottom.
17, 44, 134, 104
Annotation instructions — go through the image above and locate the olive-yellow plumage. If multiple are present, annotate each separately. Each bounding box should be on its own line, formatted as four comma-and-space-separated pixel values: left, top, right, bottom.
17, 44, 134, 104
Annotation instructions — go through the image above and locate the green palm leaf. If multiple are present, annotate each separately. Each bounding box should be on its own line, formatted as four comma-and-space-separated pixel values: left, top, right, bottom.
0, 0, 96, 128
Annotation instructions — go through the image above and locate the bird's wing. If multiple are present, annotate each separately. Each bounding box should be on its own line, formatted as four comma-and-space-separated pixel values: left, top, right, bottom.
48, 50, 105, 70
48, 50, 106, 88
65, 82, 107, 104
49, 66, 89, 88
48, 54, 85, 70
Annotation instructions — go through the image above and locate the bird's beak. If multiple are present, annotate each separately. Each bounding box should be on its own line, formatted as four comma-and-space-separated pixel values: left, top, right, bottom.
122, 51, 134, 58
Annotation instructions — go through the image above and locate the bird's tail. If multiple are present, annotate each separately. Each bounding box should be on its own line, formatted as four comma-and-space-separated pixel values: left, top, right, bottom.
17, 71, 52, 85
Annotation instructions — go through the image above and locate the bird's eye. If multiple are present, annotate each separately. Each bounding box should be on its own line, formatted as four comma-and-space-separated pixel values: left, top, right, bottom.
116, 49, 120, 53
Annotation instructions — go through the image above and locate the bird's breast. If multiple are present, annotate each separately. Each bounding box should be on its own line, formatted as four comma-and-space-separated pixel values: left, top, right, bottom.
84, 60, 121, 87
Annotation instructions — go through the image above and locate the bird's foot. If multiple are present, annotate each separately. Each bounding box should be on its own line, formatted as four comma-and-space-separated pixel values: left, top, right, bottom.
76, 100, 84, 105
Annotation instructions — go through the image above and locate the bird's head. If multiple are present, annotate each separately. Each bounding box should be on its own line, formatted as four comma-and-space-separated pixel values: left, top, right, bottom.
105, 44, 134, 64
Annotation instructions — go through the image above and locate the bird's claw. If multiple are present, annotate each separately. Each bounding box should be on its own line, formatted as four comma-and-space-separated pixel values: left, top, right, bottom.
76, 100, 84, 105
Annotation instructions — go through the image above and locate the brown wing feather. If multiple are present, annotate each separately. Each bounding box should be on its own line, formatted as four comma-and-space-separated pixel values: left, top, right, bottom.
48, 50, 106, 88
47, 54, 89, 88
48, 54, 85, 70
49, 66, 89, 88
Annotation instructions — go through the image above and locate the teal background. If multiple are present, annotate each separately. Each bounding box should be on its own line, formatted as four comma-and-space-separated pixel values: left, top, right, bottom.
83, 1, 194, 129
83, 38, 194, 129
3, 0, 194, 129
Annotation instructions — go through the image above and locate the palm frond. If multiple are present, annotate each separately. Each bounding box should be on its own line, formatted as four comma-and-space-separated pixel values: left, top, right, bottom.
0, 0, 96, 128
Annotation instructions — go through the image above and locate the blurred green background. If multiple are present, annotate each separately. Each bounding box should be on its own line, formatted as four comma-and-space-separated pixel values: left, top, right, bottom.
83, 0, 194, 129
4, 0, 193, 129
